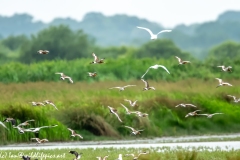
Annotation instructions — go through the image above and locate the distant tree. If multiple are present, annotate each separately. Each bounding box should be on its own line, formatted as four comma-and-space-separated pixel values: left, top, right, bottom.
1, 35, 29, 50
135, 39, 191, 59
19, 25, 95, 63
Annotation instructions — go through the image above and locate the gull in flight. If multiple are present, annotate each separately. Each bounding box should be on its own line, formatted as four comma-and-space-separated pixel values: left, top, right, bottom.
43, 100, 58, 110
13, 126, 33, 134
175, 56, 191, 65
120, 103, 135, 115
217, 65, 232, 72
109, 85, 136, 91
227, 95, 240, 103
185, 110, 201, 118
90, 53, 105, 64
124, 99, 138, 107
215, 78, 232, 88
88, 72, 97, 77
69, 151, 82, 160
137, 26, 172, 40
124, 126, 144, 135
67, 128, 83, 139
37, 50, 49, 54
55, 72, 73, 83
0, 121, 8, 130
141, 64, 170, 79
175, 103, 197, 108
28, 125, 58, 133
125, 151, 149, 160
107, 106, 122, 122
197, 113, 224, 118
31, 138, 48, 145
141, 79, 155, 91
29, 101, 45, 106
134, 111, 149, 117
17, 119, 35, 127
96, 155, 109, 160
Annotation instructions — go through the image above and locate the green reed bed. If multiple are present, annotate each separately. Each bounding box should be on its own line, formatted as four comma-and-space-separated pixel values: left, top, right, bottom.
0, 79, 240, 144
1, 147, 240, 160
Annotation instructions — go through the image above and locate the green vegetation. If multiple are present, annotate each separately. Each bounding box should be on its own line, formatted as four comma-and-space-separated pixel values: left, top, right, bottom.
0, 79, 240, 144
1, 147, 240, 160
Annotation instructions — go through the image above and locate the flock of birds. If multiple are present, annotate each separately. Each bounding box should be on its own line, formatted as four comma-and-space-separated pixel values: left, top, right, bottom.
0, 26, 236, 160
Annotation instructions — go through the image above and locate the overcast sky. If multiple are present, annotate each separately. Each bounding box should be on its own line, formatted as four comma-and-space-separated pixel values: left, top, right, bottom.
0, 0, 239, 27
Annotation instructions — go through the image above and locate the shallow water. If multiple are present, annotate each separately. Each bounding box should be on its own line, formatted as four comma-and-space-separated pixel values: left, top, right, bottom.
1, 134, 240, 150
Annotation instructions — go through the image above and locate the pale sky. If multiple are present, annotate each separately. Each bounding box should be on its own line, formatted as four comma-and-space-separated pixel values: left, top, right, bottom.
0, 0, 239, 27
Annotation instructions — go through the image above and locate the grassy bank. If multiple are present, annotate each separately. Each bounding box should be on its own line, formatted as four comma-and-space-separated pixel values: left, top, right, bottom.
1, 147, 240, 160
0, 79, 240, 144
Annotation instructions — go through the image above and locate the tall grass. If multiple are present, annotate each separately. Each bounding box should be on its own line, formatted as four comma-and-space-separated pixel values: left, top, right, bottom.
0, 79, 240, 144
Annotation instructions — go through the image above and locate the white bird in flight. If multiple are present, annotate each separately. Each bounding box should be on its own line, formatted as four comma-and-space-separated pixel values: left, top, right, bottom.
141, 79, 155, 91
55, 72, 73, 83
137, 26, 172, 40
141, 64, 170, 79
197, 113, 224, 118
67, 128, 83, 139
109, 85, 136, 91
124, 99, 138, 107
217, 65, 232, 72
215, 78, 232, 88
107, 106, 123, 122
175, 56, 191, 65
175, 103, 197, 108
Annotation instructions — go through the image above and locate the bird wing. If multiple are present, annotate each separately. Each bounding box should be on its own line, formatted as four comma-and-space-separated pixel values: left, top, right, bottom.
55, 72, 63, 76
197, 114, 208, 116
67, 128, 75, 134
113, 112, 122, 122
76, 134, 83, 139
141, 79, 149, 88
185, 104, 197, 107
156, 30, 172, 35
39, 125, 58, 129
138, 152, 148, 157
49, 102, 58, 110
31, 138, 40, 142
120, 103, 129, 112
109, 87, 122, 89
65, 76, 73, 83
223, 82, 232, 86
92, 53, 98, 61
137, 26, 154, 36
123, 85, 136, 88
141, 68, 150, 79
102, 155, 109, 160
124, 99, 131, 103
0, 121, 8, 130
212, 113, 224, 115
175, 104, 181, 107
175, 56, 182, 63
151, 64, 170, 74
125, 126, 135, 131
215, 78, 222, 83
227, 95, 236, 100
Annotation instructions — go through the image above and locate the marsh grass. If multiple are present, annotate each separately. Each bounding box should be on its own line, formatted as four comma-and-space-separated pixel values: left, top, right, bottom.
1, 79, 240, 144
1, 147, 240, 160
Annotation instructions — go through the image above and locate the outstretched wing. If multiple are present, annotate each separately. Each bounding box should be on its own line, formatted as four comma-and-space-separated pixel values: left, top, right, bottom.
156, 30, 172, 35
120, 103, 129, 112
215, 78, 222, 83
92, 53, 98, 61
141, 79, 149, 88
141, 68, 150, 79
109, 87, 122, 89
113, 112, 122, 122
175, 56, 182, 63
67, 128, 75, 134
124, 126, 135, 131
137, 26, 154, 37
123, 85, 136, 88
151, 64, 170, 74
65, 76, 73, 83
185, 104, 197, 108
0, 121, 8, 130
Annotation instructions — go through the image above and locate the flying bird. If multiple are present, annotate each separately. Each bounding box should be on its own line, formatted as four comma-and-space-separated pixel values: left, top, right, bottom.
17, 119, 35, 127
141, 64, 170, 79
197, 113, 224, 118
37, 50, 49, 54
69, 151, 82, 160
43, 100, 58, 110
90, 53, 105, 64
175, 103, 197, 108
137, 26, 172, 40
227, 95, 240, 103
88, 72, 97, 77
134, 111, 149, 117
67, 128, 83, 139
27, 125, 58, 133
141, 79, 155, 91
120, 103, 134, 115
215, 78, 232, 88
217, 65, 232, 72
107, 106, 122, 122
55, 72, 73, 83
185, 110, 201, 118
124, 126, 144, 135
3, 118, 16, 126
29, 101, 45, 106
109, 85, 136, 91
124, 99, 138, 107
31, 138, 48, 145
175, 56, 191, 65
